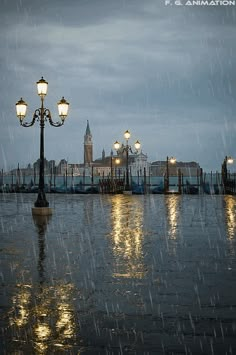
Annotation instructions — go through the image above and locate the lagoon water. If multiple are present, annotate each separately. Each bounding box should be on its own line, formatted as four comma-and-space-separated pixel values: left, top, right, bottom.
1, 193, 236, 354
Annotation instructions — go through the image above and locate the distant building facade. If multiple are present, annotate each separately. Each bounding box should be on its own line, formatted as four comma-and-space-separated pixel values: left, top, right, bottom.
91, 149, 150, 178
33, 158, 55, 175
57, 159, 67, 175
151, 160, 201, 177
6, 121, 202, 181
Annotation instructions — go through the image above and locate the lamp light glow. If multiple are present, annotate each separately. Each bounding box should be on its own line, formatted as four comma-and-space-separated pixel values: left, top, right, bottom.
114, 141, 120, 150
169, 157, 176, 164
57, 97, 69, 120
134, 140, 141, 150
16, 98, 27, 120
227, 157, 234, 164
124, 130, 131, 140
37, 77, 48, 97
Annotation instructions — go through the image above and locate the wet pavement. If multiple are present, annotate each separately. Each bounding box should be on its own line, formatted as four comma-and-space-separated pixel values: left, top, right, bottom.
0, 193, 236, 354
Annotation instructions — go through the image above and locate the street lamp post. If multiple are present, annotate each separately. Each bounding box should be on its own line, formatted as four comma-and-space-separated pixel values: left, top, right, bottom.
222, 156, 234, 194
110, 150, 114, 179
164, 156, 176, 194
16, 77, 69, 215
114, 130, 141, 194
110, 154, 120, 193
110, 156, 120, 178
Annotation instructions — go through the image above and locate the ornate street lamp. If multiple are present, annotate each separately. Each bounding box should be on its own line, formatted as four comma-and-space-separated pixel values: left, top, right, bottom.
109, 153, 121, 193
165, 156, 176, 193
221, 156, 234, 194
114, 130, 141, 193
222, 156, 234, 180
16, 77, 69, 215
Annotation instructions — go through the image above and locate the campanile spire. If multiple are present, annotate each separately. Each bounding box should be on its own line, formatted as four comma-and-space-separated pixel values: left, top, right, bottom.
84, 120, 93, 165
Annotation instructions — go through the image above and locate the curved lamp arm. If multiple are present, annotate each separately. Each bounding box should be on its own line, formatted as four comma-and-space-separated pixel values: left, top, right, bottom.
46, 109, 64, 127
129, 144, 141, 154
20, 109, 39, 127
128, 146, 133, 153
116, 143, 140, 154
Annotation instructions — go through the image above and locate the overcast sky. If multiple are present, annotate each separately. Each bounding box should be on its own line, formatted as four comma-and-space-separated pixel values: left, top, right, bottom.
0, 0, 236, 172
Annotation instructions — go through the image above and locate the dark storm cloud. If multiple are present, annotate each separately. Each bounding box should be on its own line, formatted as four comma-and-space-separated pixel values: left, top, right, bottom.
0, 0, 236, 171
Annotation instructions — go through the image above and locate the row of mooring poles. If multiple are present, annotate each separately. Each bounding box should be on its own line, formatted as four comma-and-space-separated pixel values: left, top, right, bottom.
1, 161, 235, 195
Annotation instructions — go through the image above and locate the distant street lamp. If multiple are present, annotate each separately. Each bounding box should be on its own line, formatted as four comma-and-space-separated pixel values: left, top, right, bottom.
222, 156, 234, 179
222, 155, 234, 193
165, 156, 176, 193
226, 156, 234, 165
114, 158, 120, 178
109, 153, 121, 193
16, 77, 69, 215
114, 130, 141, 193
110, 154, 120, 178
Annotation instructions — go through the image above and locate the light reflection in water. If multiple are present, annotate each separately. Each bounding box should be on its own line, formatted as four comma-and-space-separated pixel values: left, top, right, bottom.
34, 322, 51, 353
9, 282, 77, 353
33, 284, 77, 354
165, 195, 180, 240
224, 196, 236, 243
56, 287, 76, 339
8, 215, 78, 354
9, 284, 32, 327
109, 195, 146, 279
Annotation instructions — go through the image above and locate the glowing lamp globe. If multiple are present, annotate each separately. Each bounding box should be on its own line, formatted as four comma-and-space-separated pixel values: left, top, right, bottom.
134, 140, 141, 150
114, 141, 120, 150
124, 130, 131, 140
37, 77, 48, 97
16, 98, 27, 121
58, 97, 69, 120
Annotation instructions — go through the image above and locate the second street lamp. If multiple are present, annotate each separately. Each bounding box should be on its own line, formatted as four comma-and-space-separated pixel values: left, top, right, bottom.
114, 130, 141, 194
110, 154, 120, 179
110, 153, 121, 193
16, 77, 69, 215
221, 155, 235, 194
165, 156, 176, 194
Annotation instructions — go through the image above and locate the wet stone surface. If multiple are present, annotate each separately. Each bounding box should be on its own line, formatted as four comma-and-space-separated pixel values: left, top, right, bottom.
0, 193, 236, 354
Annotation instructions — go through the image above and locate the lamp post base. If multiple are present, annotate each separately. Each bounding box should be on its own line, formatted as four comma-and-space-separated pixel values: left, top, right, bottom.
32, 207, 53, 216
123, 190, 132, 195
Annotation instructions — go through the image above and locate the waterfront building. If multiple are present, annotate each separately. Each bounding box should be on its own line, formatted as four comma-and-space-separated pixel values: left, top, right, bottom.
80, 122, 150, 178
56, 159, 67, 175
130, 151, 150, 177
67, 163, 81, 176
151, 160, 201, 177
33, 158, 55, 175
91, 148, 150, 178
3, 121, 202, 182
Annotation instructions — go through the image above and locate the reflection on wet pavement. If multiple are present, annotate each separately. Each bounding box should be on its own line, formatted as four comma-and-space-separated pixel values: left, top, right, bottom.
1, 193, 236, 354
109, 195, 146, 279
225, 196, 236, 242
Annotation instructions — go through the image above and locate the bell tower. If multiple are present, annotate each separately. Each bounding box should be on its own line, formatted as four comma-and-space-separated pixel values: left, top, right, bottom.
84, 120, 93, 166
